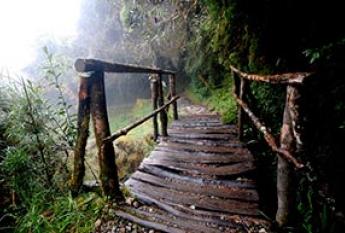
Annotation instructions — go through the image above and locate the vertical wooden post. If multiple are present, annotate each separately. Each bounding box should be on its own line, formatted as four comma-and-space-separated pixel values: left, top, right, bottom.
276, 85, 297, 226
150, 77, 159, 140
238, 79, 247, 140
71, 76, 91, 195
169, 74, 178, 120
90, 71, 122, 200
158, 74, 168, 137
233, 71, 246, 140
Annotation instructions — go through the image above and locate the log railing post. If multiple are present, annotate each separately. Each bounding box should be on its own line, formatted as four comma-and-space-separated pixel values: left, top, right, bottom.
169, 74, 178, 120
150, 77, 159, 140
71, 75, 91, 195
89, 71, 122, 200
233, 71, 246, 140
276, 85, 303, 226
238, 79, 247, 140
158, 74, 168, 137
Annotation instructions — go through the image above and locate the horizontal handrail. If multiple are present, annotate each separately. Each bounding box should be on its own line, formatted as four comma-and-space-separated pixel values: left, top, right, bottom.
103, 96, 180, 143
234, 94, 304, 168
230, 65, 312, 84
75, 58, 175, 75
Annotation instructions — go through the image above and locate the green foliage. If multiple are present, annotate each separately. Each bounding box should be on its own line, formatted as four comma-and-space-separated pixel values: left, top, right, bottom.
187, 76, 237, 124
0, 48, 100, 233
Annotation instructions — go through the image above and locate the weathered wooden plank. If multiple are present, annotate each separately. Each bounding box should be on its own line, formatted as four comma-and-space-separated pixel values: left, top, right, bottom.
125, 189, 268, 230
143, 158, 255, 176
126, 179, 259, 216
168, 128, 236, 135
171, 122, 224, 128
139, 163, 256, 189
131, 171, 259, 201
168, 133, 234, 141
157, 141, 249, 154
149, 150, 254, 164
117, 206, 222, 233
164, 137, 243, 147
115, 209, 186, 233
171, 121, 226, 128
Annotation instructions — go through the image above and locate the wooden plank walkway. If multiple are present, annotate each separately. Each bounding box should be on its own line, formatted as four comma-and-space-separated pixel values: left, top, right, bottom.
116, 112, 270, 232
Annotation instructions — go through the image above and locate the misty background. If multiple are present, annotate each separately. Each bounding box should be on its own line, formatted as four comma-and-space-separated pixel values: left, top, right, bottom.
0, 0, 190, 108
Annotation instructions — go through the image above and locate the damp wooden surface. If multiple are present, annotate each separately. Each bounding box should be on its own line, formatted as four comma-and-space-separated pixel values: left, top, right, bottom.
119, 112, 270, 232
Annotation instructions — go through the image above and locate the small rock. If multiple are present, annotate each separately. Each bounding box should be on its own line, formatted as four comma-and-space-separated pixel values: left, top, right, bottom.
219, 226, 224, 231
190, 205, 195, 210
149, 208, 153, 213
148, 230, 155, 233
119, 227, 126, 233
95, 219, 102, 228
133, 201, 139, 208
259, 228, 267, 233
220, 215, 225, 220
126, 197, 134, 206
126, 226, 132, 231
128, 222, 132, 227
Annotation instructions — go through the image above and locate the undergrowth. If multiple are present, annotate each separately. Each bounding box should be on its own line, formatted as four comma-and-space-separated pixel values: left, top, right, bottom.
186, 76, 237, 124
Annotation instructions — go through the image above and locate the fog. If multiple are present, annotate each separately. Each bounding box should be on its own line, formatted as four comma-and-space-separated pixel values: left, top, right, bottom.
0, 0, 186, 107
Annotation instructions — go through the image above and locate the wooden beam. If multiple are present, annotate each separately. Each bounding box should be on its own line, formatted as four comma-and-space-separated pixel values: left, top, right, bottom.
234, 95, 304, 169
158, 74, 168, 137
71, 76, 91, 194
75, 58, 175, 75
150, 79, 159, 140
230, 65, 312, 84
89, 71, 122, 200
103, 96, 180, 143
169, 74, 178, 120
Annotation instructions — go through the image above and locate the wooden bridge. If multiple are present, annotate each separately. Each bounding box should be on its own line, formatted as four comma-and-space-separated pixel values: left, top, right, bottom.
71, 59, 311, 232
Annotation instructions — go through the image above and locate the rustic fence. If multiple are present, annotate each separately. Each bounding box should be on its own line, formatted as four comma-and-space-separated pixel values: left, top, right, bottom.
230, 65, 312, 226
70, 59, 179, 200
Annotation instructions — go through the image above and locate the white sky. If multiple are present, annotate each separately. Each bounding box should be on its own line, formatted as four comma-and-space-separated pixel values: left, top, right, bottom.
0, 0, 81, 73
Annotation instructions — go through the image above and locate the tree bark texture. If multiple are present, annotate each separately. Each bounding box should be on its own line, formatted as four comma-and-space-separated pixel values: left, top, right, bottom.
158, 74, 168, 137
151, 79, 159, 140
71, 76, 91, 194
90, 71, 122, 200
169, 75, 178, 120
75, 58, 175, 75
276, 86, 296, 226
237, 79, 247, 140
230, 65, 312, 84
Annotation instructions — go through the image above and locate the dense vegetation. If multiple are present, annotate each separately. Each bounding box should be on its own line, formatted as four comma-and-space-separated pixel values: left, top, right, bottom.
1, 0, 344, 232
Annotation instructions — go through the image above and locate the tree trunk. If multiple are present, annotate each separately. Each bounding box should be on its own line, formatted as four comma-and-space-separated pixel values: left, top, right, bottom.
150, 79, 159, 140
276, 86, 296, 226
169, 74, 178, 120
158, 74, 168, 137
90, 71, 123, 200
71, 76, 91, 195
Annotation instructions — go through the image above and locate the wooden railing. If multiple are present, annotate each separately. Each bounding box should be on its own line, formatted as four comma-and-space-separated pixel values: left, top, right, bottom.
230, 65, 312, 226
70, 58, 179, 200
